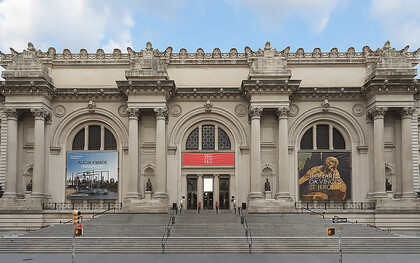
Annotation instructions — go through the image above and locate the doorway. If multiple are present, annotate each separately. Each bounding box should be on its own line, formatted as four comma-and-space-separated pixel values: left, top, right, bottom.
219, 177, 229, 210
187, 177, 197, 209
203, 177, 213, 209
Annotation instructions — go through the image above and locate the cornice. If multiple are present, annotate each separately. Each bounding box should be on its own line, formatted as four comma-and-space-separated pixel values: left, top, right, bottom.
292, 87, 363, 100
116, 80, 175, 100
1, 80, 55, 100
175, 87, 242, 99
362, 79, 418, 99
241, 79, 301, 100
1, 41, 418, 66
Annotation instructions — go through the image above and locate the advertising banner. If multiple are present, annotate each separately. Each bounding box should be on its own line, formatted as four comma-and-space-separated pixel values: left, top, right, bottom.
66, 152, 118, 200
298, 152, 351, 201
182, 152, 234, 166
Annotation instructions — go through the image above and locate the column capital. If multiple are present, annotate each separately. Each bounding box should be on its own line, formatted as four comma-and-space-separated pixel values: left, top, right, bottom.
154, 107, 168, 120
4, 108, 20, 120
248, 106, 263, 120
401, 106, 416, 119
127, 107, 140, 120
276, 107, 290, 119
31, 108, 49, 120
367, 106, 387, 120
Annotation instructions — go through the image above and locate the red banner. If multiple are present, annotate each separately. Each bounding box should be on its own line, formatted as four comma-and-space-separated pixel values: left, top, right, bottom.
182, 152, 234, 166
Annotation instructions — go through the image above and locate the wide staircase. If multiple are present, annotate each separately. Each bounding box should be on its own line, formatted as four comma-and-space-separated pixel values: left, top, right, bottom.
1, 210, 420, 254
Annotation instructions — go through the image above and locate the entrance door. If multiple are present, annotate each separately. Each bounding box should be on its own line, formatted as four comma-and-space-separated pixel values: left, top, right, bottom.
219, 177, 229, 209
187, 177, 197, 209
203, 177, 213, 209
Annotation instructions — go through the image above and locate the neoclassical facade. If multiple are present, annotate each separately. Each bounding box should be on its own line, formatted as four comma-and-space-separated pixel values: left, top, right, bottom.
0, 41, 420, 213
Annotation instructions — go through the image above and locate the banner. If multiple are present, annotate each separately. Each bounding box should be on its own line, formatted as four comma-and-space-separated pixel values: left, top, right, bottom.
182, 152, 234, 166
298, 152, 351, 201
66, 152, 118, 200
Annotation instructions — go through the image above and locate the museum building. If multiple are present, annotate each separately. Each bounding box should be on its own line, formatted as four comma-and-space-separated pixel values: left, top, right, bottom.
0, 41, 420, 216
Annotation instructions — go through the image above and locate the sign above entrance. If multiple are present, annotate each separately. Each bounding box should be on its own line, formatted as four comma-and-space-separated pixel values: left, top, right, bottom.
182, 153, 234, 166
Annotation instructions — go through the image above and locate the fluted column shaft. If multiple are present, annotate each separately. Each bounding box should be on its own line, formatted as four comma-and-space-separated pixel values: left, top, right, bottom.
31, 108, 47, 199
3, 109, 19, 199
276, 107, 291, 199
154, 107, 168, 199
125, 108, 140, 199
214, 174, 220, 208
370, 107, 387, 198
401, 107, 416, 198
44, 114, 52, 199
249, 107, 263, 199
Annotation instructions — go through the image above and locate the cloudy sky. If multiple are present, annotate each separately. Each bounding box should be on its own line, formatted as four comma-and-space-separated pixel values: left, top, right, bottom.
0, 0, 419, 77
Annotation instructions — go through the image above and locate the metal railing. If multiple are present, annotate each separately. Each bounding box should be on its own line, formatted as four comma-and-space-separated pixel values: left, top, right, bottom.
161, 208, 177, 253
42, 202, 122, 211
295, 201, 376, 211
239, 208, 253, 251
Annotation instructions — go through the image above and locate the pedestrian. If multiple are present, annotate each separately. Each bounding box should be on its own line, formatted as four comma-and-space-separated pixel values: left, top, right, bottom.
215, 201, 219, 214
198, 201, 201, 214
180, 199, 183, 214
233, 200, 236, 214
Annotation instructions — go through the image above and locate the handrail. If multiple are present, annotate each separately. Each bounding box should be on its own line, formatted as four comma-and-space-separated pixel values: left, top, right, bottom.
239, 209, 253, 251
161, 208, 177, 253
296, 204, 325, 218
92, 207, 114, 218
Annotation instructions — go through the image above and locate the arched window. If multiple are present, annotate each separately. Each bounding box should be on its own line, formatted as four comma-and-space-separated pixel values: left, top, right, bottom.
300, 124, 346, 150
72, 125, 117, 151
185, 124, 231, 150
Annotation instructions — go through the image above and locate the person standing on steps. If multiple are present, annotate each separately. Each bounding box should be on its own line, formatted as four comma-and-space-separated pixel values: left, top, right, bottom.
215, 201, 219, 214
180, 199, 183, 214
197, 201, 201, 214
233, 200, 237, 214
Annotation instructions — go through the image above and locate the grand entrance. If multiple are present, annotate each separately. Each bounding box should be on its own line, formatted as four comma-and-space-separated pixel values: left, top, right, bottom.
186, 174, 230, 210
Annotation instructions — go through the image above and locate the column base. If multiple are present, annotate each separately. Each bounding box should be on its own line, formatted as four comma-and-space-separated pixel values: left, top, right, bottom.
264, 191, 272, 199
248, 192, 263, 200
144, 191, 152, 200
2, 192, 18, 199
124, 192, 141, 200
401, 192, 418, 199
372, 192, 388, 199
154, 192, 169, 199
30, 192, 45, 199
275, 192, 293, 201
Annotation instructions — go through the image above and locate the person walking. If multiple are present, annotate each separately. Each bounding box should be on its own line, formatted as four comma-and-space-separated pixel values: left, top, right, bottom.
215, 201, 219, 214
197, 201, 201, 214
180, 199, 183, 214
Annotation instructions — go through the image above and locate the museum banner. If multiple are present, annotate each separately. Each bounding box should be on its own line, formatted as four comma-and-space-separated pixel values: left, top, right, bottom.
298, 152, 351, 201
66, 152, 118, 200
182, 152, 234, 166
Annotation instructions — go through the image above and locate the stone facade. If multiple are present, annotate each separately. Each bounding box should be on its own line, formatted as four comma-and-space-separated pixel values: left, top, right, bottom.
0, 41, 420, 213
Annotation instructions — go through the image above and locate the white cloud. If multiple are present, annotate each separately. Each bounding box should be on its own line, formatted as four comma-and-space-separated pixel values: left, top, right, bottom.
370, 0, 420, 48
226, 0, 340, 33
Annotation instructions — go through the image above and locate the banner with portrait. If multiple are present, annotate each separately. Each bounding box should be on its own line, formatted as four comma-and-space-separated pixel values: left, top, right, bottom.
66, 152, 118, 200
298, 152, 351, 201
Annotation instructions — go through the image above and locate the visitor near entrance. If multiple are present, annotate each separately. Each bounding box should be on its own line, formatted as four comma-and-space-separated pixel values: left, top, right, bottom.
216, 201, 219, 214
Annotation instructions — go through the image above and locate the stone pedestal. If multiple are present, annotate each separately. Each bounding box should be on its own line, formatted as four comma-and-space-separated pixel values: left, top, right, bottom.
264, 191, 272, 199
145, 191, 152, 200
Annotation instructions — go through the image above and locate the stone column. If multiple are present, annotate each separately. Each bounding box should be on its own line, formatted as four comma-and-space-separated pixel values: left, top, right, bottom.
401, 107, 416, 198
31, 108, 48, 199
3, 108, 19, 199
125, 108, 140, 199
197, 174, 203, 206
154, 107, 168, 199
369, 107, 387, 198
249, 106, 263, 199
214, 174, 219, 208
275, 107, 292, 200
44, 113, 52, 199
366, 116, 375, 198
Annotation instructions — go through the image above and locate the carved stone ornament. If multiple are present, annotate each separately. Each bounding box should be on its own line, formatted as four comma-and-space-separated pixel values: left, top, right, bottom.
401, 106, 416, 119
118, 105, 128, 117
87, 100, 96, 112
31, 108, 49, 120
235, 104, 247, 117
352, 104, 365, 117
4, 108, 20, 119
53, 105, 66, 118
248, 106, 263, 119
204, 100, 213, 112
276, 107, 290, 119
154, 107, 168, 119
127, 108, 140, 119
170, 104, 182, 117
367, 107, 388, 119
289, 104, 299, 117
321, 99, 330, 111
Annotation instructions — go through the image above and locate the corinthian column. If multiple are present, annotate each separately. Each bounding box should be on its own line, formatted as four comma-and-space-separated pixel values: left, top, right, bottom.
31, 108, 48, 199
154, 107, 168, 199
3, 108, 19, 199
369, 107, 387, 199
401, 107, 416, 198
275, 107, 292, 200
44, 113, 52, 199
125, 108, 140, 199
249, 106, 263, 199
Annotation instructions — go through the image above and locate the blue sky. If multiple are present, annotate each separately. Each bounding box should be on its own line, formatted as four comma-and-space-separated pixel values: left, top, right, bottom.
0, 0, 419, 76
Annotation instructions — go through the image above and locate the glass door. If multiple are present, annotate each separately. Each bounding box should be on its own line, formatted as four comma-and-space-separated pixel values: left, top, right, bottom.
203, 177, 213, 209
219, 177, 229, 209
187, 177, 197, 209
